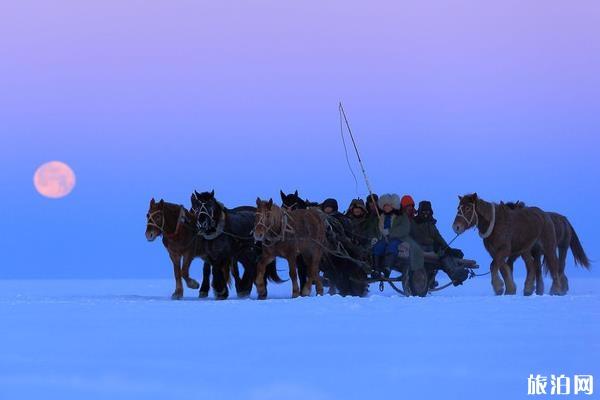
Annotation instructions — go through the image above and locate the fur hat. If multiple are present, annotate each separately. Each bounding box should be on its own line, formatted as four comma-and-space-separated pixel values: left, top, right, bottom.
417, 200, 433, 213
378, 193, 400, 210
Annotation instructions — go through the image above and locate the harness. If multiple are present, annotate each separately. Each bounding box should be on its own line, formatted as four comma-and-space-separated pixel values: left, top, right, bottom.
255, 208, 296, 245
456, 202, 497, 239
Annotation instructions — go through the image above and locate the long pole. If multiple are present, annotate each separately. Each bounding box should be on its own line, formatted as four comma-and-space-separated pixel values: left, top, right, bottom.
339, 102, 380, 218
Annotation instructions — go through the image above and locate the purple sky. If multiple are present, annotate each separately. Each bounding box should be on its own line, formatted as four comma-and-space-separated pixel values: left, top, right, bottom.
1, 1, 598, 278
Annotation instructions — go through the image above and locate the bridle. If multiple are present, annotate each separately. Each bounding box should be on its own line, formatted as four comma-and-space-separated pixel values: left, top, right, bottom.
254, 206, 295, 244
456, 201, 497, 239
146, 206, 187, 238
192, 199, 216, 231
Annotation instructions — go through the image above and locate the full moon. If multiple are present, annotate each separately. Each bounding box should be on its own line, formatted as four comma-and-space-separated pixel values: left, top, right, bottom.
33, 161, 76, 199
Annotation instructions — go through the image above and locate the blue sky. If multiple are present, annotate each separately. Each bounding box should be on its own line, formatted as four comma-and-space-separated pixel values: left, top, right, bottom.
1, 0, 598, 279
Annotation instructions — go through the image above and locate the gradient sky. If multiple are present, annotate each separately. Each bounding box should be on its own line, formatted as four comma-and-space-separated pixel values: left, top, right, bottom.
1, 0, 598, 279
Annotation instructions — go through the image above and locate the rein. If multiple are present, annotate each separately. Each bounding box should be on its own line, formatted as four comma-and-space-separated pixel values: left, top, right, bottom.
255, 207, 296, 245
457, 201, 497, 239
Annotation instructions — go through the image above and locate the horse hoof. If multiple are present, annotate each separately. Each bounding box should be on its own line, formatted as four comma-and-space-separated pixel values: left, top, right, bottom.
237, 290, 251, 299
216, 294, 229, 300
523, 289, 534, 297
292, 291, 300, 298
493, 287, 505, 296
186, 279, 200, 290
171, 292, 183, 300
257, 292, 267, 300
535, 289, 544, 296
199, 291, 209, 298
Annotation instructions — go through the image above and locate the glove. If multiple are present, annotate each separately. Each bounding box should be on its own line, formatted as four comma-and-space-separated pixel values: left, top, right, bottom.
371, 238, 378, 246
382, 228, 389, 236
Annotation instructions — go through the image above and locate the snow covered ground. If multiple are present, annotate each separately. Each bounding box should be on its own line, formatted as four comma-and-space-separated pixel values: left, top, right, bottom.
0, 275, 598, 400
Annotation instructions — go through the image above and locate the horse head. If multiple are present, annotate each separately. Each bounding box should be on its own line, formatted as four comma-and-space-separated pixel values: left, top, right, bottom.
190, 190, 221, 234
254, 197, 275, 241
146, 198, 165, 241
280, 190, 303, 210
452, 193, 479, 234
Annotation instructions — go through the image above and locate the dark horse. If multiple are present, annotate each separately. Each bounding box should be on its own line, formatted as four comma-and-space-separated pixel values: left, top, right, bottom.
453, 193, 566, 296
505, 201, 590, 295
190, 190, 283, 300
145, 198, 205, 299
253, 198, 327, 299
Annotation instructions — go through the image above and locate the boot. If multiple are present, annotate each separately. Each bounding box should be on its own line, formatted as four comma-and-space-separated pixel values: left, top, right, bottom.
441, 255, 469, 286
371, 255, 384, 279
383, 253, 398, 278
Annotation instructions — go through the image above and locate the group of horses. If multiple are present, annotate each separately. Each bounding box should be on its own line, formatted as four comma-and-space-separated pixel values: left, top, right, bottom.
452, 193, 590, 296
145, 190, 368, 300
145, 190, 590, 300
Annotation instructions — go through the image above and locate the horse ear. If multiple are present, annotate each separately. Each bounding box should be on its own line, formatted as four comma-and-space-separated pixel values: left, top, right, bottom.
458, 195, 462, 201
150, 198, 155, 205
256, 197, 261, 207
268, 198, 273, 209
280, 190, 285, 200
159, 199, 164, 205
294, 190, 298, 196
473, 192, 478, 199
210, 190, 215, 197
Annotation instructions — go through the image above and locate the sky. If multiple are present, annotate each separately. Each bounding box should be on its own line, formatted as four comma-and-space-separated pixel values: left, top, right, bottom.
1, 0, 598, 279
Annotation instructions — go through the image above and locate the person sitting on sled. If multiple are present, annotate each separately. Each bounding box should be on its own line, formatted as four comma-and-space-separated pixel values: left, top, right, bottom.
370, 194, 424, 278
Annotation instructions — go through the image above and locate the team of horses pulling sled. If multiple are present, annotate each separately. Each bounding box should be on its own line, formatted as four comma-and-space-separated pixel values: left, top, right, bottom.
145, 190, 590, 300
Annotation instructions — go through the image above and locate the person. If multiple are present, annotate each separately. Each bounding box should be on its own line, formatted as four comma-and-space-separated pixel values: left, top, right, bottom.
345, 198, 371, 248
412, 200, 469, 286
401, 195, 417, 220
322, 198, 355, 238
365, 193, 380, 216
321, 198, 339, 215
369, 194, 424, 278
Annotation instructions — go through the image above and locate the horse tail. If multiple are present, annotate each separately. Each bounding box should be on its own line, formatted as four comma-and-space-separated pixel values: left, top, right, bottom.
266, 260, 286, 283
569, 223, 591, 269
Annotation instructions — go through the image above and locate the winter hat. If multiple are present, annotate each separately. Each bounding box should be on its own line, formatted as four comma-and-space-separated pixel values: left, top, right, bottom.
378, 194, 401, 210
417, 200, 432, 213
321, 198, 339, 212
401, 195, 415, 209
347, 198, 367, 213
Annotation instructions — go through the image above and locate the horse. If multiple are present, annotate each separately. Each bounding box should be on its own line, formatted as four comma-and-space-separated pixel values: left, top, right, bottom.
190, 190, 283, 300
280, 190, 368, 296
280, 190, 320, 211
452, 193, 566, 296
253, 198, 327, 299
505, 201, 590, 295
145, 198, 205, 299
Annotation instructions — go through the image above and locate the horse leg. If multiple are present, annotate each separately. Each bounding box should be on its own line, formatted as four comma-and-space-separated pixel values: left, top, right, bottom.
490, 258, 505, 296
286, 256, 301, 298
181, 252, 200, 290
237, 260, 254, 298
534, 252, 544, 296
231, 260, 242, 296
199, 261, 211, 298
297, 255, 308, 293
545, 244, 564, 296
211, 261, 229, 300
254, 255, 275, 300
521, 253, 536, 296
500, 262, 517, 295
558, 245, 569, 294
169, 252, 184, 300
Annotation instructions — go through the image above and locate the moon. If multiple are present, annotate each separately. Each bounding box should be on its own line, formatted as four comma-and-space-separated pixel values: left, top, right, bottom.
33, 161, 76, 199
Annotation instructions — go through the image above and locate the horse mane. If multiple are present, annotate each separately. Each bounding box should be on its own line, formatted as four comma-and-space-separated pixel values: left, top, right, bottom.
504, 201, 526, 210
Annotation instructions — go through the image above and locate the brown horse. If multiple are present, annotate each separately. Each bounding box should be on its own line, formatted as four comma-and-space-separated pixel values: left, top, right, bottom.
505, 202, 590, 295
253, 198, 327, 299
145, 198, 203, 299
452, 194, 565, 296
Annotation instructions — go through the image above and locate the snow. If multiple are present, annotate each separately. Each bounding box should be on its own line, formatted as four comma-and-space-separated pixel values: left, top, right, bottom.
0, 276, 598, 400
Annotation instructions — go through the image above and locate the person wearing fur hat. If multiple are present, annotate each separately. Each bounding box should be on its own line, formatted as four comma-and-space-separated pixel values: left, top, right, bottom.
412, 200, 468, 286
370, 193, 424, 277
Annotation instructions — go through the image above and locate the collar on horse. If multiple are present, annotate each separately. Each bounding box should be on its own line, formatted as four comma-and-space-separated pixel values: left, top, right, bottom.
199, 211, 226, 240
457, 201, 497, 239
479, 203, 496, 239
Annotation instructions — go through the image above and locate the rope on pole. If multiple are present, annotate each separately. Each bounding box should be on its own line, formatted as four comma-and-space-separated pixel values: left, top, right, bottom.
338, 102, 380, 218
